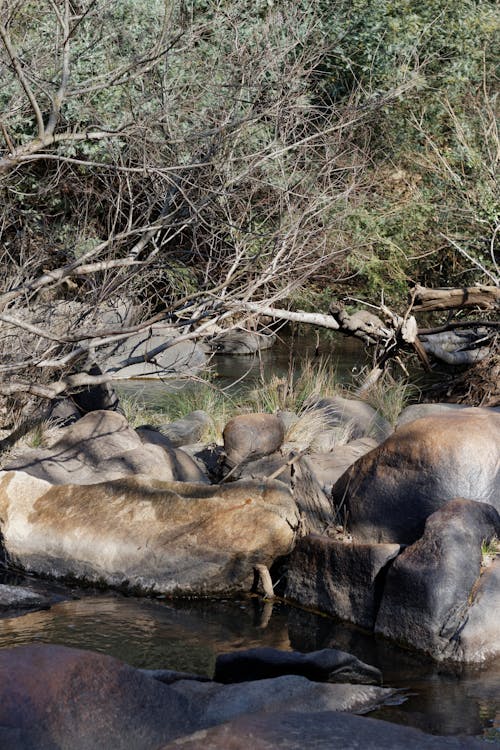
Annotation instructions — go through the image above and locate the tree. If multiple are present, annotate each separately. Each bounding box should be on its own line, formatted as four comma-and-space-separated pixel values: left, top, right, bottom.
0, 0, 384, 426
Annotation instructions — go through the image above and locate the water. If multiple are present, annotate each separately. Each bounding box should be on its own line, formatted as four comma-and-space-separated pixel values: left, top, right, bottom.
115, 333, 367, 408
0, 589, 499, 741
2, 334, 499, 741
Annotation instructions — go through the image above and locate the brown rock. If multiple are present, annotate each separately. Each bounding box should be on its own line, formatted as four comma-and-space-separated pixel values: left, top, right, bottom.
332, 408, 500, 544
223, 413, 285, 468
0, 472, 298, 595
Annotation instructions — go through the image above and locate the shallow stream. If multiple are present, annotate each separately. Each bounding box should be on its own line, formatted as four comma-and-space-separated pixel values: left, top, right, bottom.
2, 335, 499, 742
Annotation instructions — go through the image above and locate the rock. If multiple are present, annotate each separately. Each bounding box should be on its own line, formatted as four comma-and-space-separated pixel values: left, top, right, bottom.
457, 557, 500, 663
213, 646, 382, 685
136, 427, 209, 483
303, 439, 378, 494
171, 675, 394, 728
155, 411, 212, 447
5, 410, 202, 485
223, 413, 285, 468
277, 410, 299, 432
159, 709, 489, 750
375, 499, 500, 662
332, 408, 500, 544
396, 402, 497, 428
0, 643, 194, 750
286, 535, 400, 630
140, 669, 212, 685
209, 329, 276, 355
312, 396, 392, 443
0, 473, 298, 595
100, 325, 207, 379
0, 584, 51, 613
178, 443, 225, 482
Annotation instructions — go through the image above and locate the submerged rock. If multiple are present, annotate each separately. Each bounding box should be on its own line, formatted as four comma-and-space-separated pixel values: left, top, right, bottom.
331, 408, 500, 544
213, 646, 382, 685
0, 584, 51, 614
209, 329, 276, 355
160, 709, 489, 750
0, 472, 298, 595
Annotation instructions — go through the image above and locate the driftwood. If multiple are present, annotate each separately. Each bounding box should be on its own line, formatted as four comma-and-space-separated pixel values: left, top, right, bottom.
412, 284, 500, 312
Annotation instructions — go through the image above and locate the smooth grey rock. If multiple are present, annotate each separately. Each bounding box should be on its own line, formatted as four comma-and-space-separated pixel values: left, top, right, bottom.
4, 411, 183, 485
332, 408, 500, 544
396, 402, 492, 428
0, 472, 298, 595
136, 427, 209, 483
101, 326, 206, 379
375, 499, 500, 662
213, 646, 382, 685
286, 535, 400, 629
312, 396, 392, 443
0, 584, 51, 613
160, 709, 490, 749
223, 413, 285, 468
140, 668, 211, 685
171, 675, 395, 728
457, 558, 500, 663
209, 329, 276, 355
303, 438, 378, 494
156, 411, 212, 447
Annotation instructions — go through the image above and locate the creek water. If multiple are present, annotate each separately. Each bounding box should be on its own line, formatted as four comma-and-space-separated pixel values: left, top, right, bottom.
1, 336, 499, 742
0, 586, 499, 741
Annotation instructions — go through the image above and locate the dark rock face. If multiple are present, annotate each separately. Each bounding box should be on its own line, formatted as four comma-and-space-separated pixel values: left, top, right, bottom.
213, 646, 382, 685
331, 409, 500, 544
286, 535, 400, 630
223, 413, 285, 468
375, 499, 500, 662
160, 709, 488, 750
0, 644, 194, 750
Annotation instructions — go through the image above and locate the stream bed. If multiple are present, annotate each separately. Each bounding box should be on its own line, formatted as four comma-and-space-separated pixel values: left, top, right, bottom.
0, 586, 499, 741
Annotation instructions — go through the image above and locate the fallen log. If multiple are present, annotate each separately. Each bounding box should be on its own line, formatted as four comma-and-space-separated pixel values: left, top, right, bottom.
411, 284, 500, 312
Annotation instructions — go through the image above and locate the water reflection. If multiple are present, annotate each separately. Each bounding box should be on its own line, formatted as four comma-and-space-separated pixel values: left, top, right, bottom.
0, 593, 499, 739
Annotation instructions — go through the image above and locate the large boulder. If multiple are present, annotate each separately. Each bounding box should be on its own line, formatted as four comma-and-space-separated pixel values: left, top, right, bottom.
223, 413, 285, 468
100, 325, 207, 379
0, 472, 298, 595
375, 499, 500, 663
0, 644, 195, 750
4, 410, 205, 485
286, 535, 400, 630
331, 408, 500, 544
